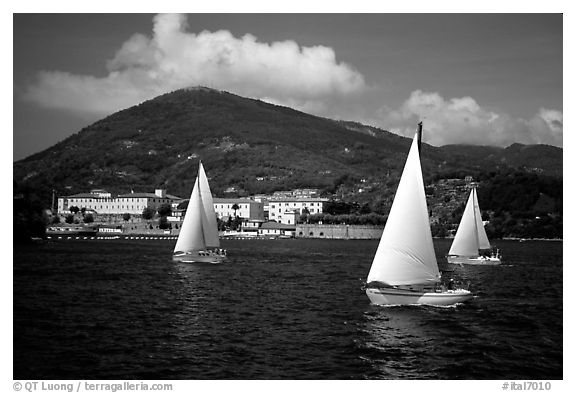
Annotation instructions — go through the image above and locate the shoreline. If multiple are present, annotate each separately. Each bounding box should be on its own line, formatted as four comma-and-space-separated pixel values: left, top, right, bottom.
41, 234, 563, 242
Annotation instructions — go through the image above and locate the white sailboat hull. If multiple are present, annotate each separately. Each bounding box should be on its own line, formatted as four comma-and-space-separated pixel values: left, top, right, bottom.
447, 255, 501, 265
366, 287, 473, 306
173, 252, 225, 264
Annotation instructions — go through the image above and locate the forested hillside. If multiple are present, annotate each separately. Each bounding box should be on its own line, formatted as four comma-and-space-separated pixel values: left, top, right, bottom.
14, 87, 562, 238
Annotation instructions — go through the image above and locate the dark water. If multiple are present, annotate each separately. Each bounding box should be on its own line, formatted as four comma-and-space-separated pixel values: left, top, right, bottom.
13, 238, 562, 379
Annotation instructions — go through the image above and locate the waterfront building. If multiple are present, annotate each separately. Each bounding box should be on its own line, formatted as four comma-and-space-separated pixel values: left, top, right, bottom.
240, 219, 265, 235
212, 198, 265, 221
58, 188, 320, 226
267, 197, 328, 225
98, 225, 123, 234
257, 221, 295, 237
57, 189, 182, 215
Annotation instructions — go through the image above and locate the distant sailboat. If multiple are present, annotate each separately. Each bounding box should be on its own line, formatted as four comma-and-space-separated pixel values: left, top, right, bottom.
447, 187, 501, 265
173, 162, 226, 263
365, 123, 473, 306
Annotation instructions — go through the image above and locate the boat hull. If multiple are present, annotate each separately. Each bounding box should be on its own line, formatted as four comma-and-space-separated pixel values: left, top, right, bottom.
172, 253, 225, 264
365, 287, 473, 306
447, 255, 501, 265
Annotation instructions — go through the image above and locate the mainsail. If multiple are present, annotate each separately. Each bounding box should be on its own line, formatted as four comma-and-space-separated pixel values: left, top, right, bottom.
366, 134, 440, 286
197, 163, 220, 248
174, 176, 206, 253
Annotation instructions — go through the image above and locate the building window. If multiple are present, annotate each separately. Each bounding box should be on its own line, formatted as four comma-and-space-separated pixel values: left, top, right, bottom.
310, 232, 314, 236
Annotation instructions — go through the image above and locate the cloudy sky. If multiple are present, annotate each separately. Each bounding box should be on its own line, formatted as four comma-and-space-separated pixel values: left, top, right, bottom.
13, 12, 563, 160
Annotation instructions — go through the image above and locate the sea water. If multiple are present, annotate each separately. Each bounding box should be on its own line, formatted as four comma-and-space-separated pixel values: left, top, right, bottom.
13, 238, 562, 379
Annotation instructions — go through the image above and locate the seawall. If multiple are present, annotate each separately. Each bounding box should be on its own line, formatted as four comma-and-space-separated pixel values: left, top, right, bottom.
296, 224, 384, 240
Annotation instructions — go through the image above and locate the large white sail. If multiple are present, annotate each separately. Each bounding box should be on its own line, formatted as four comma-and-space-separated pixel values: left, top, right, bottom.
366, 134, 440, 286
197, 162, 220, 248
448, 190, 479, 256
174, 176, 205, 253
472, 188, 491, 249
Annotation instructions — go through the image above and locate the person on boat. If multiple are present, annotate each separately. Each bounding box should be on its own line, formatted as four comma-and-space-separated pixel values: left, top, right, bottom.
447, 279, 454, 290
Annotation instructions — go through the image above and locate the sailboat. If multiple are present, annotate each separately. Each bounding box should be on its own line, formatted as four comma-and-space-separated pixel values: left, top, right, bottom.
365, 124, 473, 306
173, 162, 227, 263
446, 187, 501, 265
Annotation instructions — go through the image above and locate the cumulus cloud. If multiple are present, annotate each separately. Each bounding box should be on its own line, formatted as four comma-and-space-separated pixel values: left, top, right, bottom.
20, 14, 562, 148
376, 90, 562, 147
22, 13, 365, 115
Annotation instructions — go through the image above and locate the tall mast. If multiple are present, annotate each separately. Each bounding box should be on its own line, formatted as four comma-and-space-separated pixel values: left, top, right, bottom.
417, 121, 423, 157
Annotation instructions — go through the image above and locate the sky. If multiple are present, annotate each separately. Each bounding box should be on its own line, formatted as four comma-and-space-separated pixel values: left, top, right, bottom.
12, 11, 564, 161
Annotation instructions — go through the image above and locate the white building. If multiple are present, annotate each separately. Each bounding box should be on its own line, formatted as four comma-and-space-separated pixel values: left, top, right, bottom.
269, 189, 320, 200
258, 221, 295, 237
212, 198, 264, 220
240, 219, 265, 235
267, 198, 327, 225
58, 189, 182, 215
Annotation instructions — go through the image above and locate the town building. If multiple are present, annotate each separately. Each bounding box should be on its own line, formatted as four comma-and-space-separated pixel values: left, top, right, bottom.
98, 224, 123, 234
57, 189, 182, 215
212, 198, 265, 221
257, 221, 295, 237
240, 219, 266, 235
267, 197, 328, 225
57, 188, 321, 226
268, 188, 321, 200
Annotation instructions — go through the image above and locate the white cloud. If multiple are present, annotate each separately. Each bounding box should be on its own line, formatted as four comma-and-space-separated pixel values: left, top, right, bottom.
20, 14, 562, 148
375, 90, 562, 147
22, 13, 365, 115
526, 109, 563, 145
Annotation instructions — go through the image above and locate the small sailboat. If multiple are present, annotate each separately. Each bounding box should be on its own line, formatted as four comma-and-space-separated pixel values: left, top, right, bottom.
365, 123, 472, 306
446, 187, 501, 265
173, 162, 227, 263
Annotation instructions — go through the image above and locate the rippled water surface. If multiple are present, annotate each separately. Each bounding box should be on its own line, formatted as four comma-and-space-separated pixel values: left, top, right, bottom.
13, 238, 562, 379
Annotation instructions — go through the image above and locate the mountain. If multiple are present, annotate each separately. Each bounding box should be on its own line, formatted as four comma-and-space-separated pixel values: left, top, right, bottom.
14, 87, 562, 216
438, 143, 562, 177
